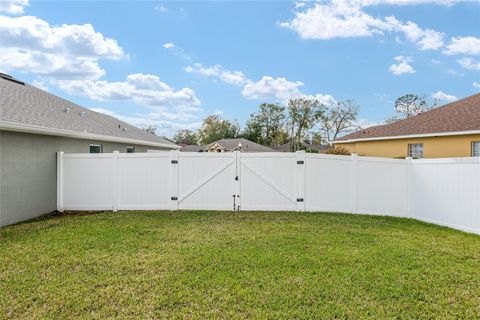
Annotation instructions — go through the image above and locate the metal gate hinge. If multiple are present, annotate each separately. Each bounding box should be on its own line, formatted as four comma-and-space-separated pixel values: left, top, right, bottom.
235, 176, 239, 181
296, 160, 304, 164
171, 197, 178, 201
296, 198, 304, 202
171, 160, 178, 164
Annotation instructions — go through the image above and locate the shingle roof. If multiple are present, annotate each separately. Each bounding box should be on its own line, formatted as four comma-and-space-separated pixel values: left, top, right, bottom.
180, 144, 206, 152
273, 142, 331, 152
213, 138, 275, 152
180, 138, 275, 152
335, 93, 480, 142
0, 75, 177, 148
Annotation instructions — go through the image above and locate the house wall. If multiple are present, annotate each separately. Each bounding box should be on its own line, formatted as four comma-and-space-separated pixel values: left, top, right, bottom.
337, 134, 480, 158
0, 130, 170, 227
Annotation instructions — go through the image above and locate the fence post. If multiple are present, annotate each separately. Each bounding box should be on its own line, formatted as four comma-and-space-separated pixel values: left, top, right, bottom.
296, 150, 306, 212
170, 150, 179, 210
234, 150, 241, 212
112, 151, 119, 212
56, 151, 64, 212
351, 153, 358, 214
406, 157, 412, 218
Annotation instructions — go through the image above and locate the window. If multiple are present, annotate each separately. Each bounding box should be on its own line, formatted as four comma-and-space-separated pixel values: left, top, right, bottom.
126, 146, 135, 153
89, 144, 103, 153
472, 141, 480, 157
408, 143, 424, 159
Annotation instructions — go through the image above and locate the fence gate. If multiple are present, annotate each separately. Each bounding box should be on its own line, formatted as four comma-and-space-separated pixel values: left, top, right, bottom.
175, 152, 239, 211
238, 152, 303, 211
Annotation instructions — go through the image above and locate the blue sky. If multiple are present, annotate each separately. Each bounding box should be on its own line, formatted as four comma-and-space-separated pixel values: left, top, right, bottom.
1, 0, 480, 137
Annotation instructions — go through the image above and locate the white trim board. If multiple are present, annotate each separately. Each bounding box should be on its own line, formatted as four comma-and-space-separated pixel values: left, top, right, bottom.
334, 130, 480, 144
0, 120, 180, 149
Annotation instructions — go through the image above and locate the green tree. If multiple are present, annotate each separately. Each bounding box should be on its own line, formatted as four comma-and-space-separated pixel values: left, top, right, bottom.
242, 116, 264, 144
385, 94, 435, 123
197, 115, 240, 144
242, 103, 286, 146
318, 100, 360, 143
287, 97, 324, 151
173, 129, 198, 145
144, 125, 157, 136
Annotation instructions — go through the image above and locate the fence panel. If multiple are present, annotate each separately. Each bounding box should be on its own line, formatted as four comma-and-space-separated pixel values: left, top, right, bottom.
117, 152, 172, 210
239, 152, 298, 211
356, 157, 408, 217
62, 154, 116, 210
410, 158, 480, 234
304, 154, 353, 213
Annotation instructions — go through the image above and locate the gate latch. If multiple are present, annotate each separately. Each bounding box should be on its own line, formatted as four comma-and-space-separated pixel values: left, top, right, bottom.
235, 176, 239, 181
171, 160, 178, 164
171, 197, 178, 201
296, 198, 304, 202
296, 160, 304, 164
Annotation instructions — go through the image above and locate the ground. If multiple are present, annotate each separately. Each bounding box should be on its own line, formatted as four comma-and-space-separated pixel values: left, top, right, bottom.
1, 211, 479, 319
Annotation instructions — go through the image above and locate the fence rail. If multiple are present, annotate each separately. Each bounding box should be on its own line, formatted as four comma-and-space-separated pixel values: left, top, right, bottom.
57, 151, 480, 235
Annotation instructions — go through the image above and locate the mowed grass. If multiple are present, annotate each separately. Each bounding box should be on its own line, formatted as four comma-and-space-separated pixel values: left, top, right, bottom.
1, 211, 480, 319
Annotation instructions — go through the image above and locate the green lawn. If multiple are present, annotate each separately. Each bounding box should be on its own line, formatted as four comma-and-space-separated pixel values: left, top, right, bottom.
1, 211, 479, 319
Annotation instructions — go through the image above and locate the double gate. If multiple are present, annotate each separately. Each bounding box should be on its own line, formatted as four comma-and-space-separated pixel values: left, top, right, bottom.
174, 151, 303, 211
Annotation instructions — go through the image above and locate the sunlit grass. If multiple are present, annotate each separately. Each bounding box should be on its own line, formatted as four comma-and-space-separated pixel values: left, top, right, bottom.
1, 211, 479, 319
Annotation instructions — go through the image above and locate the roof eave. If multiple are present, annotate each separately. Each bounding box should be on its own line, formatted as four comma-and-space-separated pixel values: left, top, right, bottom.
333, 130, 480, 144
0, 121, 180, 149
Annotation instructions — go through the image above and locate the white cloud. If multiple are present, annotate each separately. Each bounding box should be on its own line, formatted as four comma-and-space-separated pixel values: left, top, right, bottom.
0, 15, 124, 80
302, 93, 338, 106
0, 0, 28, 15
355, 0, 458, 6
219, 71, 249, 87
280, 1, 444, 50
473, 82, 480, 89
0, 47, 106, 80
389, 56, 415, 75
431, 90, 458, 103
242, 76, 304, 101
65, 74, 202, 137
294, 2, 306, 9
56, 73, 201, 111
154, 5, 169, 13
385, 17, 444, 50
185, 63, 248, 87
163, 42, 175, 49
457, 57, 480, 70
186, 61, 335, 104
185, 63, 221, 76
32, 79, 48, 91
444, 36, 480, 55
90, 107, 202, 137
279, 2, 389, 40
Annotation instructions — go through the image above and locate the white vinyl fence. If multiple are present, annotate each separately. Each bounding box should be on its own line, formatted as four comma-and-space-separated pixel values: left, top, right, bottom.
57, 151, 480, 234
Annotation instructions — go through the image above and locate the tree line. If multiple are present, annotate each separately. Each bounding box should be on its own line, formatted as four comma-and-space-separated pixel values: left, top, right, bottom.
172, 97, 361, 152
149, 93, 438, 151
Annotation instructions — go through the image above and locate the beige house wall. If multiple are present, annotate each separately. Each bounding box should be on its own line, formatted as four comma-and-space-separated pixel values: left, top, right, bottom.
336, 134, 480, 158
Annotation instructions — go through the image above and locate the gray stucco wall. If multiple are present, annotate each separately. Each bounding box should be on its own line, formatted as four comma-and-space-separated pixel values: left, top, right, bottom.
0, 130, 170, 227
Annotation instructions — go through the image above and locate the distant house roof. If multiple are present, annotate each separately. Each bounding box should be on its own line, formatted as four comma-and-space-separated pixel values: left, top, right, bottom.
213, 138, 274, 152
180, 144, 206, 152
180, 138, 275, 152
0, 74, 179, 149
273, 142, 331, 153
335, 93, 480, 143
